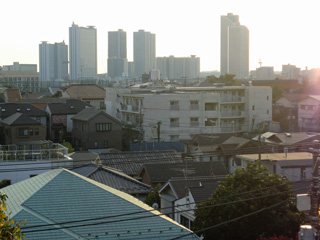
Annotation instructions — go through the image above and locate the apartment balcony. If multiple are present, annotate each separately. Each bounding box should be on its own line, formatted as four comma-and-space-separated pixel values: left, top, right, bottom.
170, 105, 179, 111
190, 104, 199, 110
221, 96, 245, 103
190, 121, 199, 127
220, 111, 245, 118
120, 104, 141, 113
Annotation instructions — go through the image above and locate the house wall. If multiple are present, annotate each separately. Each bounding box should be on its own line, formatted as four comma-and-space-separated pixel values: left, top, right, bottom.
298, 96, 320, 131
72, 113, 122, 151
175, 194, 196, 229
276, 97, 293, 108
3, 124, 46, 145
160, 188, 176, 218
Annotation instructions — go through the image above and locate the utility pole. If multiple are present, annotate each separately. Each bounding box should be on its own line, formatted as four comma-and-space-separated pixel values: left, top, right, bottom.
309, 142, 320, 239
157, 121, 161, 142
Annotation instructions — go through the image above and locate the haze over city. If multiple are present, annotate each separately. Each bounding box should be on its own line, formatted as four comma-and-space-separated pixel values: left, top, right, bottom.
2, 0, 320, 73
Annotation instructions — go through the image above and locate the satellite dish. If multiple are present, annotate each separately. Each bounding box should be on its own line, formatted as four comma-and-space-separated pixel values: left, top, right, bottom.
152, 203, 159, 209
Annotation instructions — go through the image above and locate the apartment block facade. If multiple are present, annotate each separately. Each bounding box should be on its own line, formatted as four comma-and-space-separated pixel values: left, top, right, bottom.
105, 84, 272, 142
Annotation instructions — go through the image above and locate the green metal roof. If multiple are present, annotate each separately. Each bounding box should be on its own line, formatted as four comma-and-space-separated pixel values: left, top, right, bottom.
1, 169, 200, 240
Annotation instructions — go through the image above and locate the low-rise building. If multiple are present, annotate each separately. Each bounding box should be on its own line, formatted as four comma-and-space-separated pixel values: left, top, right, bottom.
105, 84, 272, 141
0, 71, 40, 93
71, 107, 122, 151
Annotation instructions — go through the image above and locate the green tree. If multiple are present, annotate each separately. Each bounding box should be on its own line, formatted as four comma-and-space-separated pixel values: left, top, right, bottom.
0, 192, 25, 239
207, 74, 241, 86
193, 161, 306, 240
62, 140, 74, 153
144, 184, 162, 208
272, 85, 283, 103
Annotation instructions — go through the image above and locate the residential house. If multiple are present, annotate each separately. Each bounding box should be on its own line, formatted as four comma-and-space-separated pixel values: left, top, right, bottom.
46, 99, 91, 142
99, 150, 183, 179
298, 95, 320, 132
0, 140, 72, 184
105, 83, 272, 141
72, 163, 152, 200
59, 84, 106, 110
139, 161, 227, 187
1, 113, 46, 144
182, 133, 234, 162
159, 178, 220, 229
232, 152, 312, 181
71, 107, 122, 151
251, 132, 320, 153
0, 103, 47, 125
216, 136, 258, 173
1, 168, 200, 239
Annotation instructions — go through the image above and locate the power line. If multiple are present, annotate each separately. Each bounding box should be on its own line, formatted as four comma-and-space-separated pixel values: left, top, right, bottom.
168, 199, 290, 240
20, 185, 306, 233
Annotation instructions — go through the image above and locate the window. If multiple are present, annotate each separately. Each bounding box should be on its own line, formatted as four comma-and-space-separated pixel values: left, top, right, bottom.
18, 128, 29, 137
205, 118, 217, 126
190, 117, 199, 127
30, 128, 33, 136
205, 103, 217, 111
100, 102, 106, 109
96, 123, 112, 132
170, 135, 179, 141
170, 118, 179, 127
170, 101, 179, 110
82, 123, 86, 131
35, 128, 39, 135
252, 105, 255, 111
267, 96, 269, 101
190, 101, 199, 110
104, 141, 108, 148
94, 141, 99, 148
36, 117, 41, 122
308, 105, 314, 110
180, 215, 191, 229
301, 105, 306, 110
267, 110, 269, 114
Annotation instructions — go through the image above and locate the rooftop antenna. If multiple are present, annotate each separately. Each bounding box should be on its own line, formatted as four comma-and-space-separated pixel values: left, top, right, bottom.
259, 58, 262, 68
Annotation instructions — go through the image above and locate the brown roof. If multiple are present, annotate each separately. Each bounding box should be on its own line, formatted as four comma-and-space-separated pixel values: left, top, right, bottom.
4, 89, 22, 103
62, 84, 106, 100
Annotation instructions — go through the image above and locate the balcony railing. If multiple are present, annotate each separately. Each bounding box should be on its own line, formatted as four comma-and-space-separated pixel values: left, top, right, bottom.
221, 97, 242, 102
221, 111, 242, 117
170, 105, 179, 111
190, 121, 199, 127
0, 143, 68, 162
190, 104, 199, 110
121, 104, 128, 110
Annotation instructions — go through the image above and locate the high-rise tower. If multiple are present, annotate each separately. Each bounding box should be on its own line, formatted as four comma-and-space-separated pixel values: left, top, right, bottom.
39, 41, 68, 81
133, 30, 156, 78
69, 23, 97, 80
220, 13, 249, 79
108, 29, 128, 79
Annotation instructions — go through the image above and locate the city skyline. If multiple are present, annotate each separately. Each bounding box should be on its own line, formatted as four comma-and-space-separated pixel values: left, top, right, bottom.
1, 0, 320, 73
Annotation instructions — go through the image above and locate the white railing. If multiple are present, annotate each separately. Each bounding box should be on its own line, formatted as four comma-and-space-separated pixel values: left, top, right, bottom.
0, 144, 68, 162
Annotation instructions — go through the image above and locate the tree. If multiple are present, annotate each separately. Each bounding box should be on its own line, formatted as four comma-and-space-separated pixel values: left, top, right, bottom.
62, 140, 74, 153
0, 192, 25, 239
144, 184, 162, 208
272, 85, 283, 103
193, 161, 306, 240
206, 74, 241, 86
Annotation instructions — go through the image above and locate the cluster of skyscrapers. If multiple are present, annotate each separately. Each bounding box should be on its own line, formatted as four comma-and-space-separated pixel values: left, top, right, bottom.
39, 23, 201, 82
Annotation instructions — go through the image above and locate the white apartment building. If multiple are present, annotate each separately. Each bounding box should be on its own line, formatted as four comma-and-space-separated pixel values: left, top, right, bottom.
298, 95, 320, 132
105, 84, 272, 142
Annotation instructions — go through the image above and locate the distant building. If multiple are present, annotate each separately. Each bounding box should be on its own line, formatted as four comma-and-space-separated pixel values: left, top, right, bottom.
301, 68, 320, 86
2, 62, 37, 72
69, 23, 97, 80
157, 55, 200, 80
254, 66, 275, 80
108, 29, 128, 79
134, 30, 156, 78
0, 71, 40, 93
221, 13, 249, 79
39, 41, 68, 81
281, 64, 301, 80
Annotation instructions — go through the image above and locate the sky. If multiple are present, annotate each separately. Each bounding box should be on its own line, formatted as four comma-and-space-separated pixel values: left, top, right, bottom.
1, 0, 320, 73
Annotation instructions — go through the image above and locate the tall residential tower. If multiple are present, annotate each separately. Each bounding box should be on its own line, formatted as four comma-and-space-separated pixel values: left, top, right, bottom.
108, 29, 128, 79
220, 13, 249, 79
39, 41, 68, 81
69, 23, 97, 80
133, 30, 156, 78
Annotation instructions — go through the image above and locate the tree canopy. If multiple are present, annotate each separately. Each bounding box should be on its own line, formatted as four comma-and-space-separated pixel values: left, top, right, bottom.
206, 74, 241, 86
193, 161, 306, 240
0, 192, 25, 239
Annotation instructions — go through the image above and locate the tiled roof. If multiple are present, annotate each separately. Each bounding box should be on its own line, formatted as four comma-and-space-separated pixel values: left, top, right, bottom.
189, 179, 220, 203
47, 99, 92, 115
2, 169, 199, 239
72, 107, 121, 124
1, 113, 42, 126
140, 161, 227, 184
253, 132, 320, 146
4, 89, 22, 103
99, 150, 182, 176
62, 84, 106, 99
0, 103, 47, 118
72, 163, 152, 195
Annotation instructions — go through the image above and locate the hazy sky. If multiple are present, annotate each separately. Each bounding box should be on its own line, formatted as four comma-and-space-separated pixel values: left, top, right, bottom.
1, 0, 319, 73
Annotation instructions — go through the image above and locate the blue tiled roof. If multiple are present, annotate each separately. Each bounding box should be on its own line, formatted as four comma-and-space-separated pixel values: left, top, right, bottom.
1, 169, 200, 240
